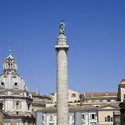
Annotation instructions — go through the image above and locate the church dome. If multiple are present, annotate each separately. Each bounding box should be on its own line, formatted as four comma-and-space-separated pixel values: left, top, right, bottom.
0, 50, 28, 91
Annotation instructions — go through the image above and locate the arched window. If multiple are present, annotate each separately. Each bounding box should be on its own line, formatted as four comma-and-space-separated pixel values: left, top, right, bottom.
105, 115, 113, 122
16, 101, 20, 109
107, 115, 110, 121
13, 101, 21, 110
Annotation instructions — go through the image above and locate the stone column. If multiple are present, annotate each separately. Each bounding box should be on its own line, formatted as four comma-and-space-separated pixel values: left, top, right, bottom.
74, 112, 81, 125
55, 21, 69, 125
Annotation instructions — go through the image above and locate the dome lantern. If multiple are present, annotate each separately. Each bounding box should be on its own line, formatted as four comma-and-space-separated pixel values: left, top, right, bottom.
3, 50, 18, 74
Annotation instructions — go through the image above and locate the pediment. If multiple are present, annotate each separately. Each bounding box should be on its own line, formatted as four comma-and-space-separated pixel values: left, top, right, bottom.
101, 106, 116, 109
99, 104, 119, 110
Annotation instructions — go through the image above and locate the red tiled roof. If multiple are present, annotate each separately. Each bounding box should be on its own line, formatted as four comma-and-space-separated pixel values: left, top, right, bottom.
84, 92, 117, 97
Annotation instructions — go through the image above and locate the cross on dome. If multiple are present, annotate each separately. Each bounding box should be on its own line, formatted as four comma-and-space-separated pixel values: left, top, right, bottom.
9, 49, 12, 56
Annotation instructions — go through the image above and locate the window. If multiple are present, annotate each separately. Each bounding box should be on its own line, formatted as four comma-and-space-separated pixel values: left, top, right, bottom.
1, 82, 4, 86
16, 101, 20, 109
15, 82, 18, 86
0, 82, 5, 89
81, 114, 85, 120
42, 115, 44, 121
105, 115, 113, 122
91, 114, 95, 120
13, 101, 21, 110
16, 102, 19, 106
124, 94, 125, 98
105, 117, 107, 121
49, 115, 53, 121
111, 117, 113, 121
72, 93, 76, 98
107, 116, 110, 121
13, 82, 19, 89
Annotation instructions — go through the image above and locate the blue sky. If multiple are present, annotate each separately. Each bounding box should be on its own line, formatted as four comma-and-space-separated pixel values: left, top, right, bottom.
0, 0, 125, 95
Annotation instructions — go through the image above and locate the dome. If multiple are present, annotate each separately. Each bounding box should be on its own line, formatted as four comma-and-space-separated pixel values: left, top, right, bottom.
0, 50, 28, 91
0, 74, 28, 91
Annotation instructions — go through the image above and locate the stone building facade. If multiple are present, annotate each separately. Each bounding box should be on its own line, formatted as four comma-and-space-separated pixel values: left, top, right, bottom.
31, 92, 52, 111
0, 50, 35, 125
37, 103, 120, 125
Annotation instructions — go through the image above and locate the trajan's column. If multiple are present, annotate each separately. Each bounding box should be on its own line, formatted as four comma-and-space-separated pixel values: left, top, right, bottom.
55, 21, 69, 125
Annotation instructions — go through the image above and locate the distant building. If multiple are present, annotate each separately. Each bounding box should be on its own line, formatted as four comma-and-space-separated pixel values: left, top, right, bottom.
42, 80, 124, 125
31, 92, 52, 111
37, 103, 119, 125
80, 92, 118, 103
50, 89, 80, 103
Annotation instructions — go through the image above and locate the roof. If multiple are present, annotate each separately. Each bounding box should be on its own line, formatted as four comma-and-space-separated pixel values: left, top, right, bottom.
84, 92, 117, 97
37, 102, 120, 113
6, 55, 14, 59
30, 92, 52, 100
50, 89, 80, 95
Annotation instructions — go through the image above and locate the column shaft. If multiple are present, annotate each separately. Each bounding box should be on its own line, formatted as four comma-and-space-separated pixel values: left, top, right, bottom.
57, 49, 68, 125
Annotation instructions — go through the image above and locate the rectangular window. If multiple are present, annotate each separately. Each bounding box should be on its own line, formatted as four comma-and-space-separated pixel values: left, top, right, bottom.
72, 94, 76, 98
42, 115, 44, 121
123, 94, 125, 99
105, 117, 107, 121
49, 115, 53, 121
111, 117, 113, 122
91, 114, 95, 119
81, 114, 85, 120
